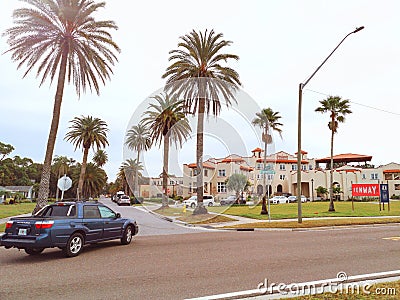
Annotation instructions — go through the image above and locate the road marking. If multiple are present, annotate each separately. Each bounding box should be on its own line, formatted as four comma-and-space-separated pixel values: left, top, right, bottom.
383, 236, 400, 241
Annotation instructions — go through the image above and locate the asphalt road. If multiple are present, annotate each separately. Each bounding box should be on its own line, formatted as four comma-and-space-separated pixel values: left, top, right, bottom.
1, 217, 399, 299
100, 197, 210, 236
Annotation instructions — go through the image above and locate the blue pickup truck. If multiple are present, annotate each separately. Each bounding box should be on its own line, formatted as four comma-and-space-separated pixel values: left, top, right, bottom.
1, 201, 139, 257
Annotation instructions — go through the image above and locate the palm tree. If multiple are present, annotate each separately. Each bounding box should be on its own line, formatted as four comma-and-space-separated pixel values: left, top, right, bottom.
125, 124, 151, 198
93, 150, 108, 168
315, 96, 352, 212
3, 0, 120, 211
52, 155, 70, 200
141, 92, 191, 208
71, 162, 107, 199
65, 116, 109, 199
162, 29, 241, 214
119, 159, 143, 196
252, 108, 283, 215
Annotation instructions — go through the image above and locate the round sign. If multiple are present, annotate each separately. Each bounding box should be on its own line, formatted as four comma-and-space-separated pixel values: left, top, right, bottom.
57, 175, 72, 191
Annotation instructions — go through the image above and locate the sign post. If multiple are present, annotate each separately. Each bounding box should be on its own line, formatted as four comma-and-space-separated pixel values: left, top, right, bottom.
57, 175, 72, 201
380, 183, 390, 211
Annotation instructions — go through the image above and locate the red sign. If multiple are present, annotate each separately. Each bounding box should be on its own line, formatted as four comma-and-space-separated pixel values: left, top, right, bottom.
352, 184, 380, 196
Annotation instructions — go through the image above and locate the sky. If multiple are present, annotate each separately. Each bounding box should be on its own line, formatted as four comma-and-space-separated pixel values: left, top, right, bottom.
1, 0, 399, 182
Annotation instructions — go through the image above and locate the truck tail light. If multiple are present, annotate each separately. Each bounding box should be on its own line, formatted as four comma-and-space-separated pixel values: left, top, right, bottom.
35, 220, 54, 229
6, 221, 13, 229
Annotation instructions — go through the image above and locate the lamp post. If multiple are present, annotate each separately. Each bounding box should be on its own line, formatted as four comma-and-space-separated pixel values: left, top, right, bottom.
296, 26, 364, 223
311, 178, 314, 202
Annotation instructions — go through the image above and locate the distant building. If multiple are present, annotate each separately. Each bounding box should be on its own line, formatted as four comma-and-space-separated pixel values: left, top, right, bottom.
139, 150, 400, 200
1, 186, 34, 199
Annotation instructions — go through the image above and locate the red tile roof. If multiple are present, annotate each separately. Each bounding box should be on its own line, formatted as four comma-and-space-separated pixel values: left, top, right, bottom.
316, 153, 372, 163
383, 169, 400, 173
187, 163, 215, 169
252, 147, 262, 152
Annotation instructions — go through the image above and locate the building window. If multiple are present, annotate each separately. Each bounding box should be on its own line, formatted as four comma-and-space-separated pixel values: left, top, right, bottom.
280, 164, 285, 170
362, 174, 366, 180
371, 173, 378, 180
256, 163, 263, 170
279, 174, 285, 180
268, 174, 274, 180
218, 169, 226, 177
292, 165, 297, 171
204, 169, 208, 177
189, 183, 192, 193
193, 169, 199, 176
217, 182, 227, 193
169, 180, 175, 185
302, 165, 306, 171
395, 184, 400, 190
309, 165, 313, 170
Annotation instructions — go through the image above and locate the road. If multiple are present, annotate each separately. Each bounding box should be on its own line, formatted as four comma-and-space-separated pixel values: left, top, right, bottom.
100, 197, 210, 236
0, 201, 399, 299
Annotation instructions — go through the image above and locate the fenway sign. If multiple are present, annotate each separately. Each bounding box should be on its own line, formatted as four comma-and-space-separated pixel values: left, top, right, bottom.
352, 184, 380, 196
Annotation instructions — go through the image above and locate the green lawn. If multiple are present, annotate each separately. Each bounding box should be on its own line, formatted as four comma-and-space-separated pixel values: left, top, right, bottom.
0, 203, 36, 219
208, 201, 400, 220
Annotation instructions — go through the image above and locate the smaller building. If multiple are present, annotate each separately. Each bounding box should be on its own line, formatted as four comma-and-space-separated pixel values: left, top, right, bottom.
2, 186, 34, 199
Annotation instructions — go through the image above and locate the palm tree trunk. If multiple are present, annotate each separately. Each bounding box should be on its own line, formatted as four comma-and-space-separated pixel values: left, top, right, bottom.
193, 98, 207, 215
261, 130, 268, 215
162, 136, 169, 208
78, 147, 90, 200
35, 50, 68, 213
329, 118, 335, 212
135, 150, 140, 198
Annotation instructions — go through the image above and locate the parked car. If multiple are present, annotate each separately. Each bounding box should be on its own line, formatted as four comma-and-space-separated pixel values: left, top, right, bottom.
183, 195, 215, 208
287, 195, 307, 203
113, 191, 124, 202
117, 195, 131, 206
0, 201, 138, 257
270, 195, 288, 204
220, 195, 246, 206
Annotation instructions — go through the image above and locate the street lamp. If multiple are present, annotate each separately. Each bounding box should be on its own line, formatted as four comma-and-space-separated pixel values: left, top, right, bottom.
311, 178, 314, 202
296, 26, 364, 223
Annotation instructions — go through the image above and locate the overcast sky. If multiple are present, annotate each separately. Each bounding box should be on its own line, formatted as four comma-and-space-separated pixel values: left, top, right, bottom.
1, 0, 399, 182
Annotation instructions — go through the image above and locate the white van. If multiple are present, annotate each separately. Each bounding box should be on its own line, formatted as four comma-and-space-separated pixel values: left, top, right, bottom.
183, 195, 215, 208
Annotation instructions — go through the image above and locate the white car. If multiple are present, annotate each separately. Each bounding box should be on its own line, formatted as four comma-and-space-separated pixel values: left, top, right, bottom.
287, 195, 307, 203
117, 195, 131, 206
270, 196, 288, 204
183, 195, 215, 208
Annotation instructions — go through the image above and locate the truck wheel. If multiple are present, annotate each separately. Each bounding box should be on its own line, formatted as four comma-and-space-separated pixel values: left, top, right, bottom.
25, 248, 44, 255
64, 232, 84, 257
190, 203, 195, 209
121, 225, 133, 245
208, 202, 213, 207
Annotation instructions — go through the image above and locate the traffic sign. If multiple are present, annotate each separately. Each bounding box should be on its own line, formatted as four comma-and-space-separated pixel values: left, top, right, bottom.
57, 175, 72, 191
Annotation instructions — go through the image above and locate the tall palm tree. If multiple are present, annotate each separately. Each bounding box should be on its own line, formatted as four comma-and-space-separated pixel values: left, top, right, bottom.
3, 0, 120, 211
71, 162, 107, 199
119, 159, 143, 196
125, 124, 151, 197
65, 116, 109, 199
52, 155, 70, 200
315, 96, 352, 212
252, 108, 283, 215
162, 29, 240, 214
93, 149, 108, 168
141, 92, 191, 208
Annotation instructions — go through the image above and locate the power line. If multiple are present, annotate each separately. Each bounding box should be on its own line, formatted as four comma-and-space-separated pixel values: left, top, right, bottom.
304, 88, 400, 116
